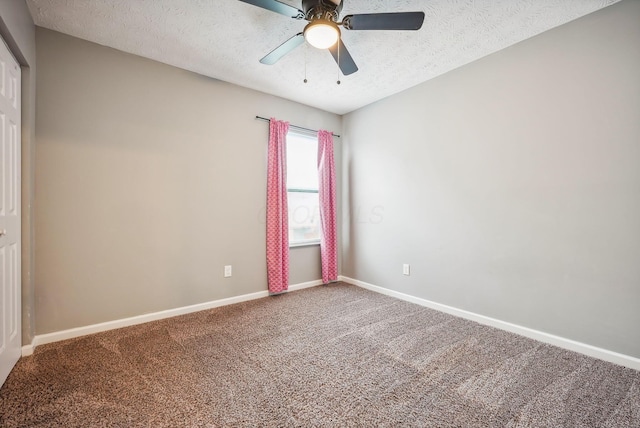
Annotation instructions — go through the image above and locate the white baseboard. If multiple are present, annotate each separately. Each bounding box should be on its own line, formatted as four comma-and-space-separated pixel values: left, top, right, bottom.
340, 276, 640, 371
22, 280, 324, 357
21, 344, 34, 357
288, 279, 325, 291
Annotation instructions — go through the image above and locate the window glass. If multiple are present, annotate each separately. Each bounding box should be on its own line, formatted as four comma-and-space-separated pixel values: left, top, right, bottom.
287, 133, 318, 190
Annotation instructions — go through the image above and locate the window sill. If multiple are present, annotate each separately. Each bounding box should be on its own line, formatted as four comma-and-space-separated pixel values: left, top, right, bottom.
289, 241, 320, 248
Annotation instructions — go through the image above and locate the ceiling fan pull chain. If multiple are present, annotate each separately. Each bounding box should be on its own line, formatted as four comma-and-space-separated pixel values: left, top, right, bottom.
304, 44, 308, 83
337, 41, 341, 85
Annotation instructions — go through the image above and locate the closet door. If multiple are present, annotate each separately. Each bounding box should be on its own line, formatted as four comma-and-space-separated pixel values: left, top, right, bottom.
0, 36, 21, 388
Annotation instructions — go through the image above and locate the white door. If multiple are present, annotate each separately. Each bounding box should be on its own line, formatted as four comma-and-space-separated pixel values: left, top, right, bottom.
0, 36, 21, 387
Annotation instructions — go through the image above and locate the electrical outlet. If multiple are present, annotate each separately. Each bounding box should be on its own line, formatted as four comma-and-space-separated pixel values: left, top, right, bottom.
224, 265, 232, 278
403, 264, 410, 276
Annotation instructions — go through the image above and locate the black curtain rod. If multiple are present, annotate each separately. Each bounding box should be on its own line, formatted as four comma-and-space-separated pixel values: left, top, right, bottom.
255, 116, 340, 138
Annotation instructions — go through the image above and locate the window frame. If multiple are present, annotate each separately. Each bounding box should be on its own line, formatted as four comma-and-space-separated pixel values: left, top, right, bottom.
286, 129, 321, 248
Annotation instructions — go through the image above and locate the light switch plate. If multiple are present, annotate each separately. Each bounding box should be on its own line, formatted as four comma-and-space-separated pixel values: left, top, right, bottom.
403, 264, 410, 276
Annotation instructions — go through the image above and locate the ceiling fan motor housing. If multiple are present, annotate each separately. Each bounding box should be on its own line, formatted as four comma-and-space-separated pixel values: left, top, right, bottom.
302, 0, 343, 22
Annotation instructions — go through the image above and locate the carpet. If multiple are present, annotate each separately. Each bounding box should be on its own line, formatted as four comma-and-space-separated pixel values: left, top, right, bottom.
1, 282, 638, 427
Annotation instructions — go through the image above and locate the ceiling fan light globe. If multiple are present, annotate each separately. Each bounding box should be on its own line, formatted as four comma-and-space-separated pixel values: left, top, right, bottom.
304, 20, 340, 49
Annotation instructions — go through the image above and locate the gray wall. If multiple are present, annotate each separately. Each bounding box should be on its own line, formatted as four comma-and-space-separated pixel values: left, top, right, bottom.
0, 0, 37, 345
35, 28, 341, 335
342, 0, 640, 358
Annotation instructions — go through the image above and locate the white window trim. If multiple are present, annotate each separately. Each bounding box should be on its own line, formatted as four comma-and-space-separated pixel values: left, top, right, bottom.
289, 240, 320, 248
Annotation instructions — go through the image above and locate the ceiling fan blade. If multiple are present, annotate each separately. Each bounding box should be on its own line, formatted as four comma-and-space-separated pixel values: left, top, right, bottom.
342, 12, 425, 31
328, 38, 358, 76
237, 0, 304, 19
260, 33, 305, 65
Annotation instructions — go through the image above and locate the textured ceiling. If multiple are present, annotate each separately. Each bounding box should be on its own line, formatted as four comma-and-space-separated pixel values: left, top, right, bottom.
26, 0, 620, 115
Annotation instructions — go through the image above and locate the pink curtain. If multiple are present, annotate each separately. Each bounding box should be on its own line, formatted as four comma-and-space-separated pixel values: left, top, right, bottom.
317, 130, 338, 283
266, 118, 290, 294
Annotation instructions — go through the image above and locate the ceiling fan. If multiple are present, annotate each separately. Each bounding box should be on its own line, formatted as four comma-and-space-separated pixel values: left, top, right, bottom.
238, 0, 425, 76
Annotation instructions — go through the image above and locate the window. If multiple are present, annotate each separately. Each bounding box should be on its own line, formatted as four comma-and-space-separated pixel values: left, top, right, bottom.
287, 130, 320, 246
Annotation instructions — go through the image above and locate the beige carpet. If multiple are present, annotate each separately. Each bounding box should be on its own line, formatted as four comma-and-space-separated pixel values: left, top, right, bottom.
1, 282, 638, 427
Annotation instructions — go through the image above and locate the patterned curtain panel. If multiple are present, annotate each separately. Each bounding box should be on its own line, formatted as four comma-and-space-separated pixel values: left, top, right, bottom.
266, 118, 290, 294
317, 130, 338, 283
